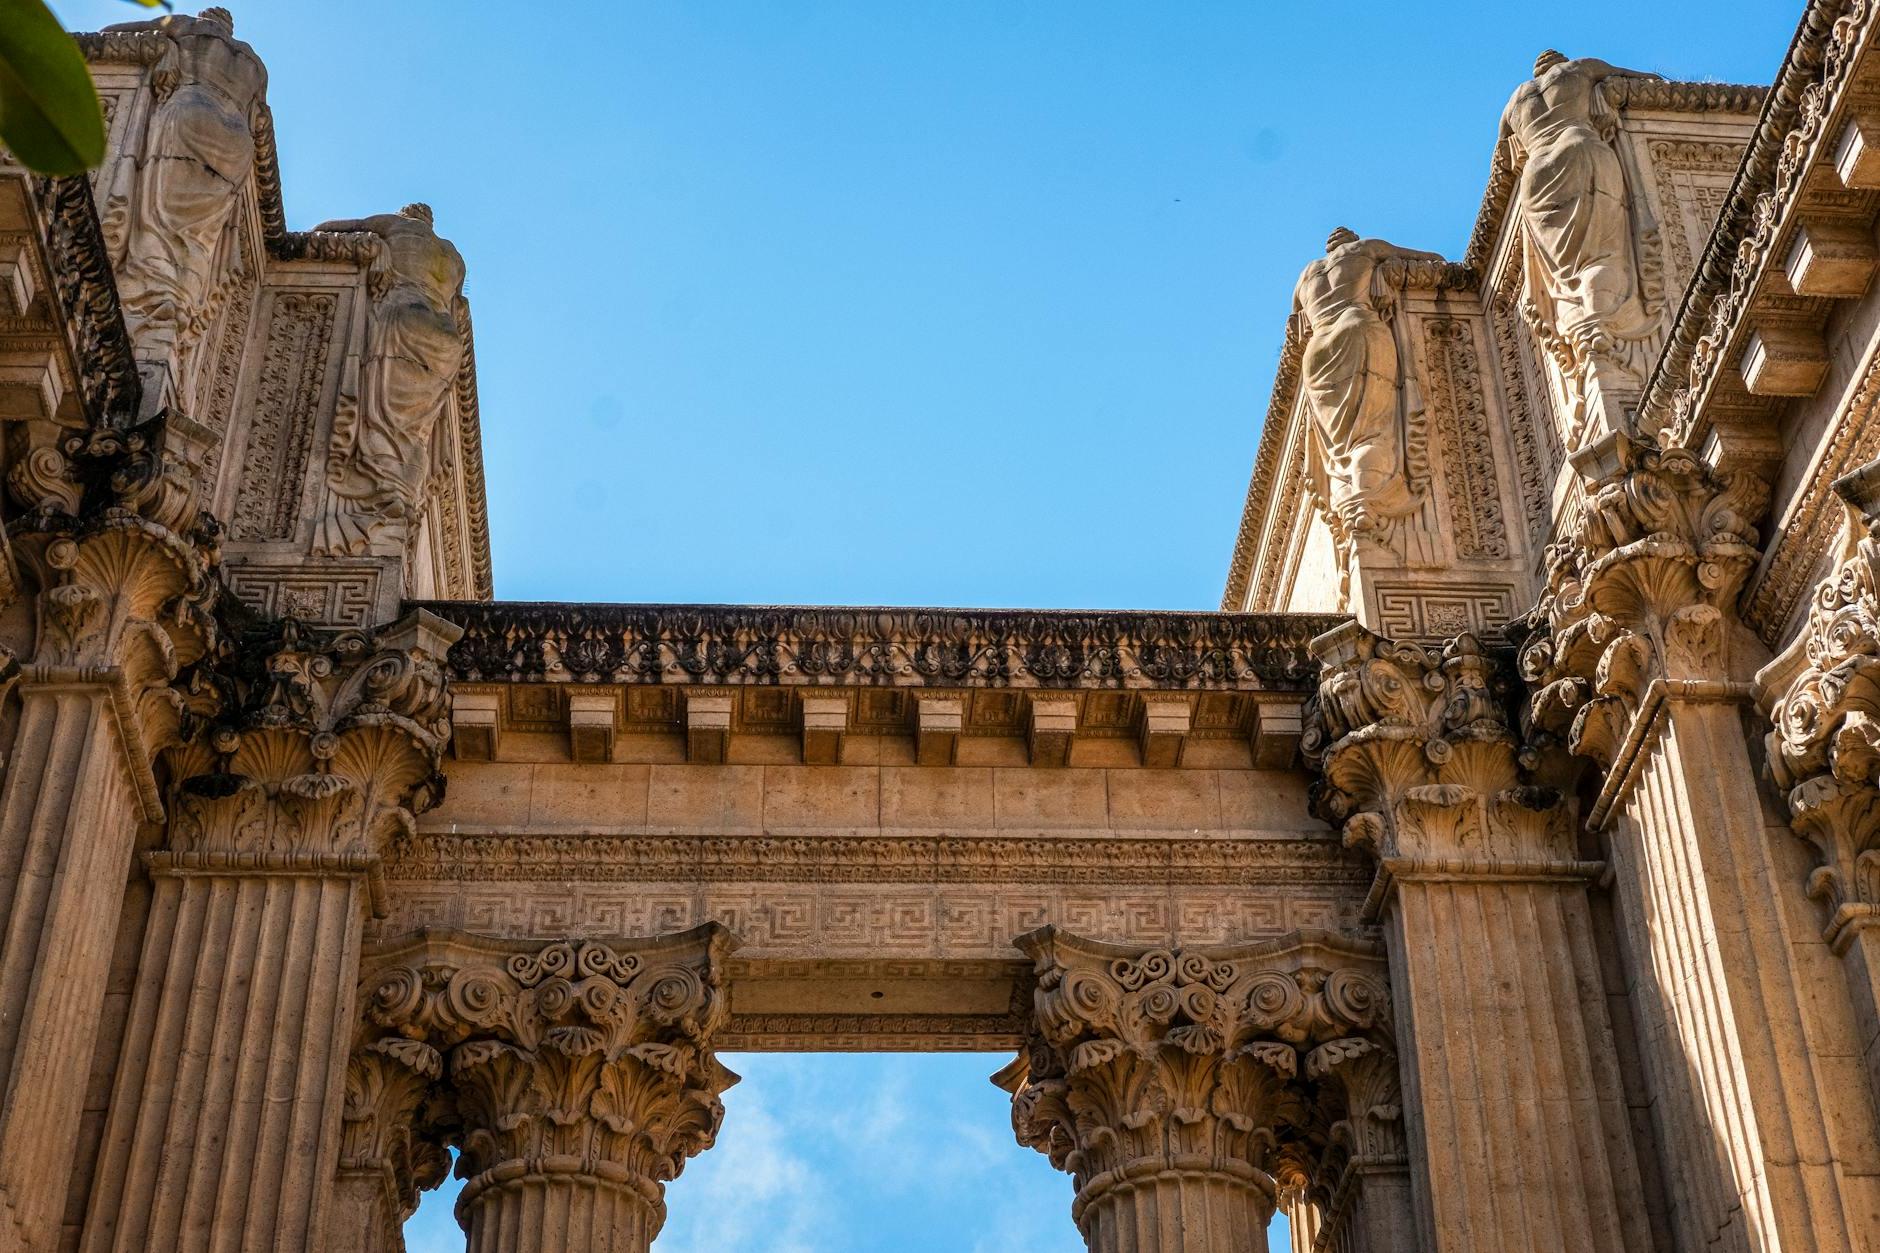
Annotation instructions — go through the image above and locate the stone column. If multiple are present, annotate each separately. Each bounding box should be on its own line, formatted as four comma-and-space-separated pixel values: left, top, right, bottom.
0, 433, 216, 1253
1527, 434, 1880, 1250
77, 610, 460, 1253
1304, 623, 1653, 1251
995, 928, 1400, 1253
356, 926, 737, 1253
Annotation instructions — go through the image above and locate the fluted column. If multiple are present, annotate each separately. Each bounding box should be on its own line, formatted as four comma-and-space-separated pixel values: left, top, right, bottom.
1528, 434, 1880, 1250
78, 610, 460, 1253
1305, 623, 1652, 1251
0, 433, 216, 1253
996, 928, 1399, 1253
357, 926, 737, 1253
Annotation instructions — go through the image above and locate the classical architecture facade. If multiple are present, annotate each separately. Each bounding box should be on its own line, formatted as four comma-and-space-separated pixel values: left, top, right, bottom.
0, 4, 1876, 1251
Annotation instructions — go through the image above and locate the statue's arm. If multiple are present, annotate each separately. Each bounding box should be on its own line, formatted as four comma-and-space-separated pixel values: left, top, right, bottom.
1576, 57, 1664, 84
310, 216, 382, 236
1367, 241, 1445, 265
99, 16, 171, 34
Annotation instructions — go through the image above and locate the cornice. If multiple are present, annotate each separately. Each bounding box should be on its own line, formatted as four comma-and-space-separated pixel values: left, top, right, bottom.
1639, 1, 1859, 436
410, 601, 1347, 691
30, 174, 140, 427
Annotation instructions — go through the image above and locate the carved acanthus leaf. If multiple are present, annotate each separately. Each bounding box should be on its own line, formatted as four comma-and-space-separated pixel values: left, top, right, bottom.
354, 928, 736, 1220
162, 609, 458, 862
1519, 432, 1768, 771
996, 929, 1396, 1230
1301, 623, 1564, 865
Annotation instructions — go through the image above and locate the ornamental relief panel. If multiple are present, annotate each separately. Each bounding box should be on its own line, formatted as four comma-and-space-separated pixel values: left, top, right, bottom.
1646, 138, 1744, 298
373, 878, 1366, 962
228, 288, 338, 542
1418, 316, 1509, 561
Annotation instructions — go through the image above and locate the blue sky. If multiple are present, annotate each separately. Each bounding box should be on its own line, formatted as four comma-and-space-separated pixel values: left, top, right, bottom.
56, 0, 1794, 1247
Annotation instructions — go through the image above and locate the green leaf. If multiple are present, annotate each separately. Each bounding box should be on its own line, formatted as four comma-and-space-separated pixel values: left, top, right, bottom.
0, 0, 105, 175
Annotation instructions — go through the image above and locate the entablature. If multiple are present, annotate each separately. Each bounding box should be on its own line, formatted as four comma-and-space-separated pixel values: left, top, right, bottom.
416, 601, 1342, 769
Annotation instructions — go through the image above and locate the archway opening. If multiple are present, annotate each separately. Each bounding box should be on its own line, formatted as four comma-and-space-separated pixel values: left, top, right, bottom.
400, 1052, 1291, 1250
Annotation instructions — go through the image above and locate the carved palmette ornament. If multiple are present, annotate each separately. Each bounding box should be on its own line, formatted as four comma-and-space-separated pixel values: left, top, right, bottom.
996, 928, 1397, 1228
350, 928, 737, 1225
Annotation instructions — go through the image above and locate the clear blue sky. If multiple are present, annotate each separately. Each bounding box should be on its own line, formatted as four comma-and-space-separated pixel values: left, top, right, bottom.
55, 0, 1795, 1247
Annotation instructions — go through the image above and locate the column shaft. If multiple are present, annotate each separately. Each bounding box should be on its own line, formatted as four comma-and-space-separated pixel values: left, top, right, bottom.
0, 682, 145, 1248
1387, 874, 1650, 1252
460, 1173, 660, 1253
1610, 700, 1880, 1252
1336, 1166, 1414, 1253
322, 1170, 405, 1253
1076, 1169, 1269, 1253
79, 868, 365, 1253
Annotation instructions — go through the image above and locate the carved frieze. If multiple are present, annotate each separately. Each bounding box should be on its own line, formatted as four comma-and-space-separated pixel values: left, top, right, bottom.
416, 603, 1343, 691
1647, 138, 1746, 295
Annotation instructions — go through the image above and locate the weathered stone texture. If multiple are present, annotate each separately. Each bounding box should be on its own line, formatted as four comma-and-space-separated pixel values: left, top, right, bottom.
4, 4, 1880, 1253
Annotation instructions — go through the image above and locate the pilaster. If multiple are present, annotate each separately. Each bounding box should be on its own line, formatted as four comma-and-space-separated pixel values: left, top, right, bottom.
352, 927, 737, 1253
995, 928, 1406, 1253
1524, 433, 1880, 1250
1766, 458, 1880, 1199
0, 421, 217, 1253
1303, 623, 1651, 1251
77, 609, 459, 1253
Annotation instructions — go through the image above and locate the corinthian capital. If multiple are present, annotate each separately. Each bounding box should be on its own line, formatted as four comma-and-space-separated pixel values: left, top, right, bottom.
1521, 433, 1768, 769
355, 926, 737, 1239
1301, 622, 1569, 867
1767, 463, 1880, 948
995, 928, 1394, 1237
159, 608, 459, 876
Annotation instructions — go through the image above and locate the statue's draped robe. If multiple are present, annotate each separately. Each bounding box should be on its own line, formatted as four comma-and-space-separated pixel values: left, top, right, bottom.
113, 29, 263, 334
1509, 67, 1656, 370
1300, 254, 1416, 529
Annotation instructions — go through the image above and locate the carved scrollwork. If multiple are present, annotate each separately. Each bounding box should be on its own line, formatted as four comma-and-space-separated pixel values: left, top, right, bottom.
159, 609, 457, 869
1519, 433, 1767, 772
995, 928, 1397, 1236
1768, 465, 1880, 950
351, 927, 737, 1238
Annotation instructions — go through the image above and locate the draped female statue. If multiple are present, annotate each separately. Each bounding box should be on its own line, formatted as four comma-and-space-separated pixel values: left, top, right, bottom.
102, 7, 265, 342
1499, 50, 1663, 415
312, 204, 466, 557
1292, 227, 1445, 544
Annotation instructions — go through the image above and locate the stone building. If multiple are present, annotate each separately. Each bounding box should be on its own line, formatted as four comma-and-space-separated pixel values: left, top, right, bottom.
0, 3, 1874, 1251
